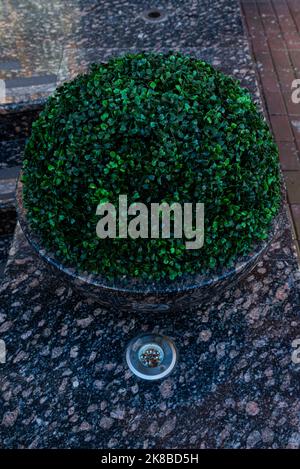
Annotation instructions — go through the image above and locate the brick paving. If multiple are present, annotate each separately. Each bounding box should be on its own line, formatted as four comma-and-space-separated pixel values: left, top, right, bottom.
241, 0, 300, 256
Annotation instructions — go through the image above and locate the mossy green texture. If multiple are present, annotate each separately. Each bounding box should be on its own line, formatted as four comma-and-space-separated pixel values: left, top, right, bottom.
22, 52, 281, 280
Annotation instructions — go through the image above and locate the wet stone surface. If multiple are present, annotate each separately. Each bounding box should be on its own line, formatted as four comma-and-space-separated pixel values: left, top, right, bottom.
0, 0, 300, 450
0, 219, 299, 448
0, 0, 254, 110
0, 0, 260, 169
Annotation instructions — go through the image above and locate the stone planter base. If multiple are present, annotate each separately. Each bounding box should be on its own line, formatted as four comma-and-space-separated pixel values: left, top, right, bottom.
17, 178, 284, 313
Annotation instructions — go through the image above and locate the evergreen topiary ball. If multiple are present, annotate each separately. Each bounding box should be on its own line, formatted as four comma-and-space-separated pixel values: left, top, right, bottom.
22, 52, 281, 281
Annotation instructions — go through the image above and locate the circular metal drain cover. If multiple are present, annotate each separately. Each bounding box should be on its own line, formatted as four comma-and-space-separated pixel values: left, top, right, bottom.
126, 334, 177, 381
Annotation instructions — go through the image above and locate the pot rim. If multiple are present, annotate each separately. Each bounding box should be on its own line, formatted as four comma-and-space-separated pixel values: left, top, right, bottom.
16, 174, 284, 296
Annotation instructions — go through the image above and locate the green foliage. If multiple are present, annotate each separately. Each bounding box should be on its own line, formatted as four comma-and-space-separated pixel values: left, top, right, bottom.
22, 52, 281, 280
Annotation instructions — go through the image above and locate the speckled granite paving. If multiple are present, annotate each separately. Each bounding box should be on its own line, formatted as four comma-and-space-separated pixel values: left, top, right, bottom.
0, 0, 300, 449
0, 216, 300, 449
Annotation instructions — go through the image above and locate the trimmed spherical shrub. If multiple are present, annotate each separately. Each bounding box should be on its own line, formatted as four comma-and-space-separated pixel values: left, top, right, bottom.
22, 51, 281, 281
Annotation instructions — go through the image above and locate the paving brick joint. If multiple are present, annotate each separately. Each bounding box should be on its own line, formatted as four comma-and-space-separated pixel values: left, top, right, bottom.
241, 0, 300, 258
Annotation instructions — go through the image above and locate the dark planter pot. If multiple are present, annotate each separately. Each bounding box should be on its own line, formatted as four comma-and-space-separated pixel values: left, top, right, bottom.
16, 177, 284, 313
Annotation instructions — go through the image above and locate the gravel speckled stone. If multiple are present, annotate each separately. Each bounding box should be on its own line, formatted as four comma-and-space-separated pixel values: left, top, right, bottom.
0, 216, 299, 448
0, 0, 300, 450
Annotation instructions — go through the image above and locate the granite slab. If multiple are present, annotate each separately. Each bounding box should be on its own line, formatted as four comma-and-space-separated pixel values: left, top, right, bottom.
0, 214, 299, 448
0, 0, 251, 111
1, 0, 300, 450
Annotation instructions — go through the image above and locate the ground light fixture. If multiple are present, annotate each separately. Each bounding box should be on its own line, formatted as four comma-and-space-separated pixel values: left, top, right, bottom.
125, 333, 177, 380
